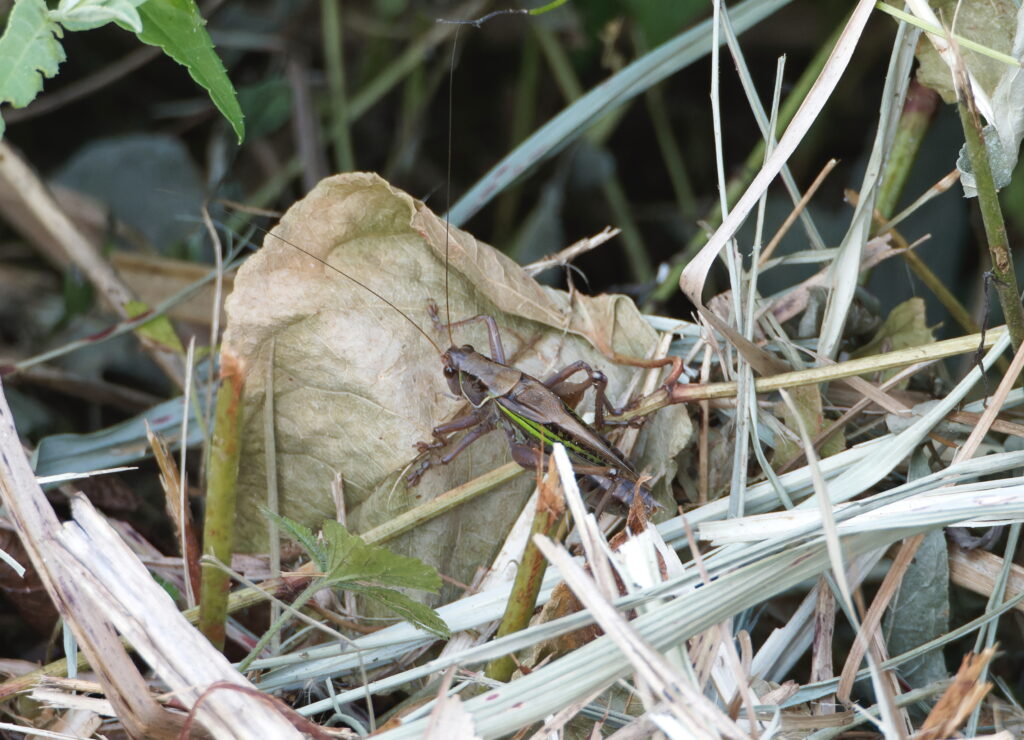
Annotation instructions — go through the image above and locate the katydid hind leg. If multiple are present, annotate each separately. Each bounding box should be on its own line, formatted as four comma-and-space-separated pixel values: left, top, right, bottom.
505, 422, 656, 510
506, 442, 654, 509
508, 440, 544, 470
541, 360, 625, 428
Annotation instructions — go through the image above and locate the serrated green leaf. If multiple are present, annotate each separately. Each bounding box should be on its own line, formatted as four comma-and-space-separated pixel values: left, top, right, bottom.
267, 515, 448, 639
346, 583, 450, 638
262, 509, 326, 570
134, 0, 244, 143
0, 0, 66, 136
320, 519, 441, 592
51, 0, 144, 33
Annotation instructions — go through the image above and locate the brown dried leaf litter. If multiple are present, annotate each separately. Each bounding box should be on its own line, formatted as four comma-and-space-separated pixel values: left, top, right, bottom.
222, 173, 691, 597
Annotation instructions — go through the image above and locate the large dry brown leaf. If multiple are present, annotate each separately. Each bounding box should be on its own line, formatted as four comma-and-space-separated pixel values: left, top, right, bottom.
223, 173, 690, 596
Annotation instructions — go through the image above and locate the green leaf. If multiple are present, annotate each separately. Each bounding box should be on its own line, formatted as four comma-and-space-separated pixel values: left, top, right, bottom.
850, 298, 935, 384
345, 583, 450, 639
123, 299, 185, 355
319, 519, 441, 592
51, 0, 145, 33
262, 508, 326, 570
0, 0, 66, 136
268, 513, 448, 637
134, 0, 244, 143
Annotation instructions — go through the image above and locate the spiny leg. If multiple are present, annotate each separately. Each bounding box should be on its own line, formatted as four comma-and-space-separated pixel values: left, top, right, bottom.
542, 361, 622, 428
610, 353, 685, 393
546, 355, 687, 426
407, 412, 495, 485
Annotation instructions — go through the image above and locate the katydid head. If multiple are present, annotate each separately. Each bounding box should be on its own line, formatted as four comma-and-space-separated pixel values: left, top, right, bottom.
442, 345, 488, 405
443, 344, 521, 407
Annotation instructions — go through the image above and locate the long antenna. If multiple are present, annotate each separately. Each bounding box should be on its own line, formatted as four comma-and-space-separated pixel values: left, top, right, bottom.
442, 25, 461, 349
258, 226, 444, 356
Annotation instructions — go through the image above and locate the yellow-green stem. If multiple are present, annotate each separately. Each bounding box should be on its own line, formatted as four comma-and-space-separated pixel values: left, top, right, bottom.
197, 353, 245, 649
485, 487, 565, 683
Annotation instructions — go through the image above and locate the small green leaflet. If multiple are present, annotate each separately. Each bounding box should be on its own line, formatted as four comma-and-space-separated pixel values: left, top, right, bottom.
269, 511, 449, 639
124, 300, 186, 355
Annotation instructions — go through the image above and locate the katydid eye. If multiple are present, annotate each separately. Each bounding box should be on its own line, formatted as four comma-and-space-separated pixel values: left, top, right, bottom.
444, 366, 456, 378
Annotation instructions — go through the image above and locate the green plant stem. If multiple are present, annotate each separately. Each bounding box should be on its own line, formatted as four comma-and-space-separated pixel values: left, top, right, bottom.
360, 463, 523, 544
955, 73, 1024, 351
485, 492, 565, 683
321, 0, 355, 172
197, 353, 245, 649
650, 10, 845, 304
236, 580, 322, 672
614, 326, 1007, 420
874, 79, 939, 222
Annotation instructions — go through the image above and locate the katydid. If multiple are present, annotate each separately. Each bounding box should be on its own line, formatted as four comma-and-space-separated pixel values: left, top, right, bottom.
412, 305, 662, 508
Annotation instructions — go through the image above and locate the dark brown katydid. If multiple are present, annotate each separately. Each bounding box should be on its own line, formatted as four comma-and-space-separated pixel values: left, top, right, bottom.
408, 303, 665, 508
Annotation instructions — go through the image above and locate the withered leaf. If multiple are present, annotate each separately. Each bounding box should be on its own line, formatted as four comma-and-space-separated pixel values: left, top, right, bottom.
223, 173, 691, 596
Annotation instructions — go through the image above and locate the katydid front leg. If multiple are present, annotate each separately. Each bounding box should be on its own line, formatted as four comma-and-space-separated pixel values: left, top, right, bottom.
407, 410, 494, 485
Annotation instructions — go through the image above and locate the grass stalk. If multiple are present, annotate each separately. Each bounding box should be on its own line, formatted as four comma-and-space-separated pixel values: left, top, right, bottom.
485, 466, 566, 683
650, 9, 845, 303
955, 66, 1024, 351
321, 0, 356, 172
197, 352, 245, 649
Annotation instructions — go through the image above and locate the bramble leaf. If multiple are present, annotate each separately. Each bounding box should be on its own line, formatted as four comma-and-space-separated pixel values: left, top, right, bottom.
0, 0, 66, 137
135, 0, 244, 142
271, 513, 448, 638
344, 583, 450, 639
319, 519, 442, 593
263, 509, 325, 570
